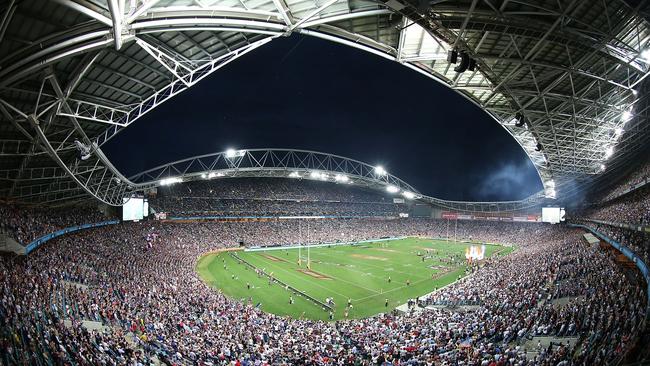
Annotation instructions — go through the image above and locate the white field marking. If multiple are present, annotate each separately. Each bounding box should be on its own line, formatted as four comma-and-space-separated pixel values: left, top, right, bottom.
352, 276, 431, 302
248, 253, 376, 298
353, 270, 454, 302
286, 255, 388, 295
307, 258, 391, 282
303, 263, 381, 295
303, 253, 433, 298
308, 250, 429, 279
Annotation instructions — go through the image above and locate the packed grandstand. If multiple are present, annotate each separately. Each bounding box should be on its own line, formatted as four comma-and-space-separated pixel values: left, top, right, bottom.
1, 158, 649, 365
2, 0, 650, 364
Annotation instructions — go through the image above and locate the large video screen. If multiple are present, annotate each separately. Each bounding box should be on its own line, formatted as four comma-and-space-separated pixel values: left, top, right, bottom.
542, 207, 565, 224
123, 197, 144, 221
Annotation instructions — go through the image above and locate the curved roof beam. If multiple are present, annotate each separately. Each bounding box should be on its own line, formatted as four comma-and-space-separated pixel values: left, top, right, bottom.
129, 148, 546, 212
1, 0, 649, 206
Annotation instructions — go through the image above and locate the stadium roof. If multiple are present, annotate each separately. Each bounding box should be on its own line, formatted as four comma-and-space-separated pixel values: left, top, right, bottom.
0, 0, 649, 206
128, 148, 546, 212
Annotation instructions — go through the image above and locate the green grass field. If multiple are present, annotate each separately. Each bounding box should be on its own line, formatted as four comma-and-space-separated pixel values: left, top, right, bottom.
197, 238, 512, 320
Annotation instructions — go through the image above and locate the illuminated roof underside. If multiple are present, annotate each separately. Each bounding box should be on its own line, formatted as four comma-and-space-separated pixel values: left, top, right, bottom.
0, 0, 649, 206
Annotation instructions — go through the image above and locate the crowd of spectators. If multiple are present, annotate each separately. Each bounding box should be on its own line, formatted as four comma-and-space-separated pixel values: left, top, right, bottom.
569, 159, 649, 269
598, 160, 650, 203
590, 223, 650, 269
1, 218, 646, 365
0, 204, 107, 244
151, 178, 403, 217
579, 187, 650, 227
423, 228, 645, 365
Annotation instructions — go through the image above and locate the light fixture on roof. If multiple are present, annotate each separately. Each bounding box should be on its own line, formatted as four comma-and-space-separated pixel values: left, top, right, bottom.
621, 110, 633, 122
160, 177, 182, 186
604, 146, 614, 159
374, 166, 387, 176
334, 174, 349, 182
545, 188, 556, 199
641, 49, 650, 61
386, 185, 399, 193
511, 112, 525, 127
632, 89, 638, 96
288, 171, 301, 178
225, 148, 246, 159
309, 171, 327, 180
201, 172, 223, 179
544, 180, 556, 198
600, 164, 606, 171
402, 191, 416, 199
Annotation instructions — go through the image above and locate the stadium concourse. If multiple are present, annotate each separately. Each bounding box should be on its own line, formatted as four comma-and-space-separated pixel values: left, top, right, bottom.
0, 167, 649, 365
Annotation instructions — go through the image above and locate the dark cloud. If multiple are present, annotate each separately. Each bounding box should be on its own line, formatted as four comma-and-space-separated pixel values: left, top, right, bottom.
476, 160, 540, 201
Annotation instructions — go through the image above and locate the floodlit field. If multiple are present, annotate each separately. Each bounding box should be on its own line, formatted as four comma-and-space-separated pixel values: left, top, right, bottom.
197, 238, 512, 320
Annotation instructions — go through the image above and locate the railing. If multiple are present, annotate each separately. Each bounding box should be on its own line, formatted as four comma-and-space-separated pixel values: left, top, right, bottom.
569, 224, 650, 320
166, 214, 395, 221
579, 218, 650, 234
25, 220, 120, 254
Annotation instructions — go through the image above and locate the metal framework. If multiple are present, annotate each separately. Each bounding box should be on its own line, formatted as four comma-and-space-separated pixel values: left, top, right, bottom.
130, 148, 418, 191
1, 0, 650, 206
129, 148, 546, 212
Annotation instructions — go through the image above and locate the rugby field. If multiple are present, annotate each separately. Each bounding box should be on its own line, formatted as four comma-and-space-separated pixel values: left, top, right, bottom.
196, 238, 511, 320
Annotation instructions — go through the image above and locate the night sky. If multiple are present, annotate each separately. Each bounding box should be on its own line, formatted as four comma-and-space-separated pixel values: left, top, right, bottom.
104, 34, 542, 201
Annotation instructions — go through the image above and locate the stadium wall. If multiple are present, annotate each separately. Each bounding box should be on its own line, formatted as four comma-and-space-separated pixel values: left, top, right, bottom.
569, 224, 650, 320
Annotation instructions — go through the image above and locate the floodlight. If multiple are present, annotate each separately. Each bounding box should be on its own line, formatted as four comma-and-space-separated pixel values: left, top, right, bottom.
615, 127, 624, 135
201, 173, 207, 179
600, 164, 606, 171
386, 185, 399, 193
546, 180, 555, 188
335, 174, 349, 182
545, 187, 556, 199
160, 177, 182, 186
402, 191, 416, 199
310, 171, 321, 179
621, 110, 632, 122
605, 146, 614, 158
225, 148, 246, 159
288, 171, 301, 178
374, 166, 387, 176
632, 89, 638, 96
642, 49, 650, 61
